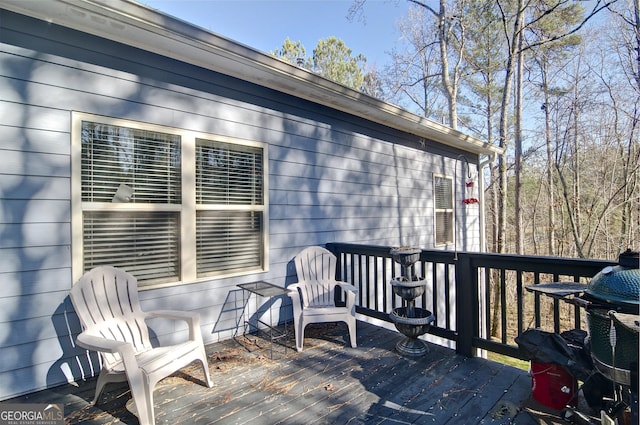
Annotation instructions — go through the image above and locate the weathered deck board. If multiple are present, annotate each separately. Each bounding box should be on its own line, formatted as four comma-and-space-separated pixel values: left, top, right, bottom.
6, 321, 563, 424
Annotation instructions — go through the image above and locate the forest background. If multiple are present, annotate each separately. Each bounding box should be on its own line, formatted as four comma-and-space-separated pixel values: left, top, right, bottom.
270, 0, 639, 262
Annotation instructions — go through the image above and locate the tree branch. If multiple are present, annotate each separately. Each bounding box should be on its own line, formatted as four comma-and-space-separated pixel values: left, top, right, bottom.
407, 0, 439, 17
521, 0, 618, 52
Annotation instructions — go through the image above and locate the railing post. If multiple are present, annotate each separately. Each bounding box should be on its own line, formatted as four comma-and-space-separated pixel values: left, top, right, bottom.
455, 253, 476, 357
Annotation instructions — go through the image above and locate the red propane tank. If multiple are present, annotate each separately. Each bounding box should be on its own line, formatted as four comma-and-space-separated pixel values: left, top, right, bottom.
531, 361, 577, 410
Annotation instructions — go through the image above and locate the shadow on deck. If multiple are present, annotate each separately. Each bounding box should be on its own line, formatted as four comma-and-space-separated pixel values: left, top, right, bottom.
8, 321, 571, 424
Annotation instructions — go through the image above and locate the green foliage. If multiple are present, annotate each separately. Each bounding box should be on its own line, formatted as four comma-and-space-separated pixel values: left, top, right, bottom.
312, 36, 367, 90
271, 36, 373, 92
525, 0, 584, 58
459, 0, 506, 139
270, 37, 309, 68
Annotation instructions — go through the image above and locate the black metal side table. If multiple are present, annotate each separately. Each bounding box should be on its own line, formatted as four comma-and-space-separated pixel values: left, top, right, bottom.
237, 281, 290, 358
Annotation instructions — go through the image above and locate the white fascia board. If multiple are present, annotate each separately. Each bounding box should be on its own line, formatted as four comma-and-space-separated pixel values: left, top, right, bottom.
1, 0, 502, 157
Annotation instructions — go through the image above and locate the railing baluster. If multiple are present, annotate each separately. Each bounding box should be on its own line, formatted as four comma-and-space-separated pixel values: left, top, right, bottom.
419, 259, 426, 312
484, 266, 491, 340
516, 270, 524, 338
444, 262, 452, 330
372, 255, 378, 311
326, 242, 614, 360
365, 255, 370, 310
552, 273, 561, 334
533, 272, 541, 329
381, 256, 388, 313
500, 268, 507, 344
573, 274, 582, 330
432, 262, 438, 327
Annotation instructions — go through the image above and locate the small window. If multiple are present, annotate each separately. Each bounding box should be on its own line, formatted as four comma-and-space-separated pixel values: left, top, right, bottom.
72, 113, 268, 287
434, 175, 453, 245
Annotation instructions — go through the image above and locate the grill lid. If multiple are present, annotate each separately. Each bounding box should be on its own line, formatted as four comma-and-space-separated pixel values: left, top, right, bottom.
585, 250, 639, 307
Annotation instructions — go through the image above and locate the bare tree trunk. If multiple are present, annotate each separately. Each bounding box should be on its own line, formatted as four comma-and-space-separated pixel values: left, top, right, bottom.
421, 50, 430, 118
409, 0, 462, 128
634, 0, 640, 90
544, 101, 556, 256
493, 0, 520, 334
624, 0, 640, 248
541, 63, 556, 256
497, 0, 524, 254
487, 96, 501, 337
556, 108, 586, 258
438, 0, 462, 128
619, 105, 640, 249
571, 93, 583, 256
514, 23, 524, 254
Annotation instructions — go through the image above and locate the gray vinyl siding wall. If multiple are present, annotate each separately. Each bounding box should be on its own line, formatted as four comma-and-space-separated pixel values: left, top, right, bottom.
0, 9, 480, 400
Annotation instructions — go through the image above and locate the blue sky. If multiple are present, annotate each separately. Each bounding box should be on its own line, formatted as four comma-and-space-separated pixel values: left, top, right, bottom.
142, 0, 411, 69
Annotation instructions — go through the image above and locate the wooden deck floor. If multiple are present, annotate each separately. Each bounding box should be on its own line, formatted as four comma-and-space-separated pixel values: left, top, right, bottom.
9, 321, 571, 424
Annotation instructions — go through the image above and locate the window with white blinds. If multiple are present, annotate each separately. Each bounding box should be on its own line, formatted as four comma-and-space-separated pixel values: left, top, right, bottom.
196, 211, 263, 276
195, 139, 265, 278
83, 211, 180, 282
434, 175, 453, 245
73, 113, 268, 287
196, 140, 263, 205
81, 123, 181, 204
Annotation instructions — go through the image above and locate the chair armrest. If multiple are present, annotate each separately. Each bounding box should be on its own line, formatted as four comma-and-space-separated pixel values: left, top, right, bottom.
334, 281, 358, 310
286, 284, 303, 321
78, 332, 140, 381
286, 283, 305, 301
286, 283, 303, 293
146, 310, 202, 341
334, 281, 358, 295
147, 310, 199, 322
76, 331, 131, 354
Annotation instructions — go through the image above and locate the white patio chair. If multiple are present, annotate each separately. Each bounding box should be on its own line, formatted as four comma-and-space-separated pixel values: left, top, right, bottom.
69, 266, 213, 425
287, 246, 358, 352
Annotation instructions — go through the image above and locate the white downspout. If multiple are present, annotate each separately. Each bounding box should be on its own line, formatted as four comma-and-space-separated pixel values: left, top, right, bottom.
477, 153, 495, 359
478, 153, 495, 253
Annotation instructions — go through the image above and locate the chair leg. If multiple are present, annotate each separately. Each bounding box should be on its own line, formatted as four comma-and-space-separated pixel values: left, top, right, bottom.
128, 371, 155, 425
92, 371, 109, 405
347, 318, 357, 348
92, 369, 126, 405
198, 346, 213, 388
295, 321, 305, 352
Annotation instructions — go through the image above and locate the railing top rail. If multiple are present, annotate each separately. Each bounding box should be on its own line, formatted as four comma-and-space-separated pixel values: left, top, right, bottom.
326, 243, 397, 257
327, 242, 616, 276
466, 252, 616, 277
327, 242, 457, 263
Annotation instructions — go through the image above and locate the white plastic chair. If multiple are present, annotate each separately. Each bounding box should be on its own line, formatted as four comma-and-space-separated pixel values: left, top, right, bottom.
287, 246, 358, 352
69, 266, 213, 425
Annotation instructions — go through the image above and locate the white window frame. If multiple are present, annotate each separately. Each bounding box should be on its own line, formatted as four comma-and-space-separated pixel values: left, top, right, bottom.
433, 174, 454, 246
71, 112, 269, 288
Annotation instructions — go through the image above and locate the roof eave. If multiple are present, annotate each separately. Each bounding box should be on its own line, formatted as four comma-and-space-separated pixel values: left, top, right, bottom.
1, 0, 503, 157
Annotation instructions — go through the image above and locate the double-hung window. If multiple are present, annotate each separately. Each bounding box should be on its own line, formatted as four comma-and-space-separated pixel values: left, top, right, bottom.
72, 113, 268, 288
434, 175, 453, 245
195, 139, 265, 276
